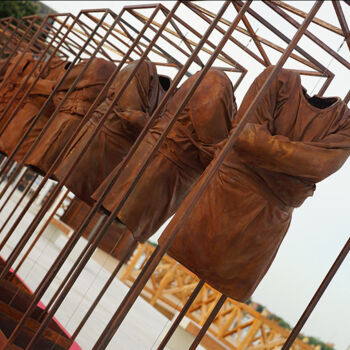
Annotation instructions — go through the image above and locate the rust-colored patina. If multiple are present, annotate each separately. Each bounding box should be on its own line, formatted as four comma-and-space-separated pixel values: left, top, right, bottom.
0, 53, 36, 130
25, 57, 116, 175
165, 66, 350, 302
92, 68, 236, 242
55, 59, 167, 205
0, 57, 69, 159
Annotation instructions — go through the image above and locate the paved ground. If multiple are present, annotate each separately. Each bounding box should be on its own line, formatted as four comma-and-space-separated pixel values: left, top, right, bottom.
0, 183, 205, 350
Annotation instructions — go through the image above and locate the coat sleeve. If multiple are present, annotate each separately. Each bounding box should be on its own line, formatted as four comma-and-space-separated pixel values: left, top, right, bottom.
234, 121, 350, 183
28, 77, 56, 96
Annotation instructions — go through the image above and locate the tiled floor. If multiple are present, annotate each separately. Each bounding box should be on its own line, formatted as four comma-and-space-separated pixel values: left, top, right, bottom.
0, 185, 204, 350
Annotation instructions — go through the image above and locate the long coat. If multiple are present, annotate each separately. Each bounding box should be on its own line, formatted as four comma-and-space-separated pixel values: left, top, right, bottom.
92, 69, 236, 242
0, 53, 36, 130
25, 58, 116, 175
54, 60, 167, 205
0, 57, 68, 159
164, 66, 350, 302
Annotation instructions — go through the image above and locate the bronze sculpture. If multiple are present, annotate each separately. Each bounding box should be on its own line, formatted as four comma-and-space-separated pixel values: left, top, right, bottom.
24, 57, 116, 175
54, 59, 168, 205
92, 68, 236, 242
0, 57, 69, 159
164, 66, 350, 302
0, 52, 36, 130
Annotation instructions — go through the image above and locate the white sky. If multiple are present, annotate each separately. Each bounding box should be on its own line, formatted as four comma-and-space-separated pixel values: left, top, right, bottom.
43, 1, 350, 349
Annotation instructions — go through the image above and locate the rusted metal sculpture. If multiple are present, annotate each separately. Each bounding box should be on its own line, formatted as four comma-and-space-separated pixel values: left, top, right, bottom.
0, 52, 36, 131
25, 57, 116, 176
166, 66, 350, 301
0, 57, 68, 159
93, 68, 236, 242
0, 2, 348, 350
54, 59, 167, 205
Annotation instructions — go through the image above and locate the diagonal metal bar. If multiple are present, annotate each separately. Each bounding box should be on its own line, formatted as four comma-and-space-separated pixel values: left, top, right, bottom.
232, 1, 271, 66
157, 279, 205, 349
91, 2, 322, 349
281, 237, 350, 349
265, 0, 350, 70
189, 294, 227, 350
332, 0, 350, 52
0, 9, 111, 268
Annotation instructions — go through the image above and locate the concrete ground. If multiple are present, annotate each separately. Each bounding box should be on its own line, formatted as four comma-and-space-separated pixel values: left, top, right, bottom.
0, 182, 205, 350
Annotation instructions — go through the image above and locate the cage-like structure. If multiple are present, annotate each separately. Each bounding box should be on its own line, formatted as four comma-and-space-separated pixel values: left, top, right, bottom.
0, 1, 348, 349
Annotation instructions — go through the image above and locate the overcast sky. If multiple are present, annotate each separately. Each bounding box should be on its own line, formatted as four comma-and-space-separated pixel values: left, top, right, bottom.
43, 1, 350, 349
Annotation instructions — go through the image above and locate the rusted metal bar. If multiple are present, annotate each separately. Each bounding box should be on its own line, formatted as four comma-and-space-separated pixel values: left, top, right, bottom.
0, 15, 71, 139
87, 2, 254, 347
167, 16, 204, 67
0, 17, 42, 88
10, 189, 70, 277
91, 3, 322, 347
119, 17, 191, 77
0, 18, 23, 57
143, 5, 249, 71
0, 168, 29, 213
130, 10, 199, 66
39, 212, 109, 319
0, 173, 38, 235
13, 4, 188, 348
332, 0, 350, 52
0, 18, 12, 46
3, 4, 174, 347
265, 0, 350, 69
318, 73, 334, 96
187, 2, 268, 67
189, 2, 322, 72
232, 2, 271, 66
0, 10, 112, 258
114, 17, 144, 57
236, 0, 329, 75
344, 89, 350, 104
189, 294, 227, 350
157, 279, 205, 349
273, 0, 343, 36
75, 16, 121, 61
70, 240, 138, 340
0, 16, 74, 194
281, 237, 350, 349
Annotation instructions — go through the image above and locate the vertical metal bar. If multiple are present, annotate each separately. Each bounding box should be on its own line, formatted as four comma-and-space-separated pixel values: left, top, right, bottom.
0, 16, 44, 90
344, 89, 350, 104
157, 280, 205, 350
71, 240, 138, 340
0, 18, 12, 47
10, 189, 70, 277
281, 237, 350, 349
0, 168, 29, 212
318, 73, 334, 96
0, 19, 21, 57
0, 10, 110, 255
16, 4, 184, 348
188, 294, 227, 350
332, 0, 350, 52
0, 15, 71, 138
264, 0, 350, 69
238, 0, 329, 75
4, 4, 167, 347
90, 2, 253, 348
92, 3, 322, 348
0, 173, 38, 235
39, 212, 109, 318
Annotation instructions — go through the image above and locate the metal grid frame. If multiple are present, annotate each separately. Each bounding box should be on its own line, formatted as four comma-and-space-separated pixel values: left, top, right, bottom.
0, 1, 348, 349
